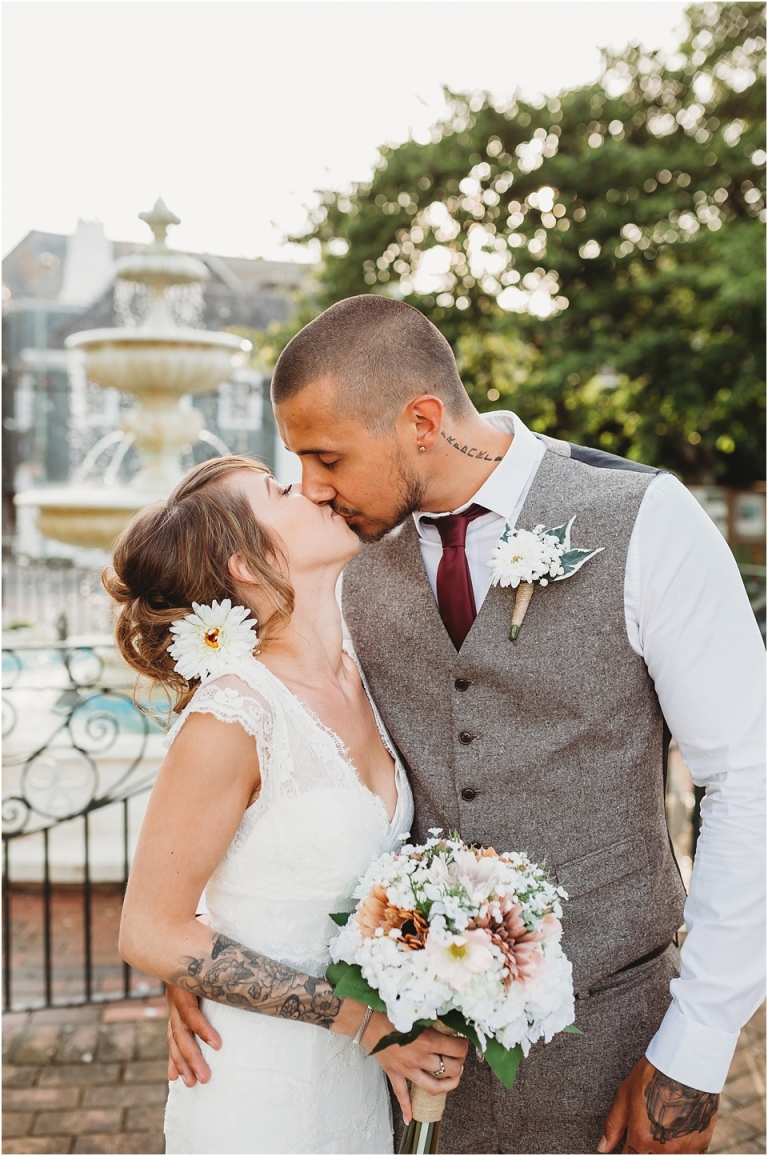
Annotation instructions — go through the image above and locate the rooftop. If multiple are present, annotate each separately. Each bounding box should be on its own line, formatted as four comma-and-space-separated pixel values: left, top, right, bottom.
2, 222, 305, 309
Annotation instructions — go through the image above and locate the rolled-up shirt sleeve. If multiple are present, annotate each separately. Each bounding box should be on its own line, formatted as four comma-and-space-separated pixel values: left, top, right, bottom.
624, 472, 766, 1093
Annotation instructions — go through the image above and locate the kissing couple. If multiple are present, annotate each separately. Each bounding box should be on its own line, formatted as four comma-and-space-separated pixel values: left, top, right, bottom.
111, 295, 764, 1154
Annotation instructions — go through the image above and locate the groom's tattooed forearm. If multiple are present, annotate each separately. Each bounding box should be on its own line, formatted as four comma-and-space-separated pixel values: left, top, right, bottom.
440, 430, 503, 461
644, 1070, 720, 1143
172, 933, 342, 1028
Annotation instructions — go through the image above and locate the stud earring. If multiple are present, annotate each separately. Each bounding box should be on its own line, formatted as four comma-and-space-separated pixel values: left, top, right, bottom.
419, 445, 426, 453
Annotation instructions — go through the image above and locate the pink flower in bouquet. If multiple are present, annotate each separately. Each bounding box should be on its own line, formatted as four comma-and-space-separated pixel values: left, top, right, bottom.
511, 938, 547, 990
541, 913, 563, 938
471, 899, 547, 989
450, 849, 499, 904
426, 928, 495, 990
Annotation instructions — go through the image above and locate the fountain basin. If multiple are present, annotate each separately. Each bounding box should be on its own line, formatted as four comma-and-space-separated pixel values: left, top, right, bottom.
15, 485, 156, 551
66, 328, 251, 396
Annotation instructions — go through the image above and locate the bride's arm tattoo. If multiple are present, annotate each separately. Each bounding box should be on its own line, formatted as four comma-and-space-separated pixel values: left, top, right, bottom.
172, 933, 342, 1028
644, 1070, 719, 1143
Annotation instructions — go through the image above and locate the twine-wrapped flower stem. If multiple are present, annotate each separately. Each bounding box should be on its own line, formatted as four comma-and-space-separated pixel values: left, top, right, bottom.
399, 1020, 458, 1155
508, 582, 534, 641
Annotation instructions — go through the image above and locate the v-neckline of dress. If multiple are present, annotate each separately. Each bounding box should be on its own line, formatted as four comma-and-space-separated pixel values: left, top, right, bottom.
249, 650, 403, 829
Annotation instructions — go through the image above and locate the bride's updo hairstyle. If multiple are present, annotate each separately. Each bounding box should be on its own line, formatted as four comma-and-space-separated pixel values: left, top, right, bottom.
103, 455, 294, 713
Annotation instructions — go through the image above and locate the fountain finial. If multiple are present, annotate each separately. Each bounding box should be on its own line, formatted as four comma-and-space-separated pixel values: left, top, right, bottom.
114, 197, 208, 290
139, 198, 181, 248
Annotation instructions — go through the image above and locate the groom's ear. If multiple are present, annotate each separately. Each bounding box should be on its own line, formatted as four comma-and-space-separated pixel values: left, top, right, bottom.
403, 395, 445, 452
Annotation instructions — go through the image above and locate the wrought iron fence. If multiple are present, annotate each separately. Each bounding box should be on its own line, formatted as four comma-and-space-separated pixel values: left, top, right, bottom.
2, 638, 165, 1011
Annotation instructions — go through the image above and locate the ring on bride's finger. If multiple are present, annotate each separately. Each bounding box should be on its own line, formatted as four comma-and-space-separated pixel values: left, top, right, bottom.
432, 1057, 447, 1079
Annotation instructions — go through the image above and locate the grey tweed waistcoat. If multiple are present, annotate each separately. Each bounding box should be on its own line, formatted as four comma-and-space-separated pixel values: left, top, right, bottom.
343, 438, 686, 995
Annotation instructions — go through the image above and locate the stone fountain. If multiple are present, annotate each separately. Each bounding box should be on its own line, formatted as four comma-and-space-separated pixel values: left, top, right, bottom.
15, 199, 251, 550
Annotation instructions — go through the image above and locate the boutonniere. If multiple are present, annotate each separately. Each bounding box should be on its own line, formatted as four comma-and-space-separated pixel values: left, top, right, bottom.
488, 518, 604, 641
168, 599, 259, 680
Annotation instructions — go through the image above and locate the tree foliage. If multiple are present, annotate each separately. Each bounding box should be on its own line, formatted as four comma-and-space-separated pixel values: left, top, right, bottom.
282, 2, 765, 484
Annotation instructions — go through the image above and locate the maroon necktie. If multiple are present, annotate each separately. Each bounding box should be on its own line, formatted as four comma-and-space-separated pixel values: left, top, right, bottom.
423, 504, 489, 650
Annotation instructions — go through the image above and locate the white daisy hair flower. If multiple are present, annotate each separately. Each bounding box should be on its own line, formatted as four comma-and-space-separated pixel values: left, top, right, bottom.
168, 599, 259, 681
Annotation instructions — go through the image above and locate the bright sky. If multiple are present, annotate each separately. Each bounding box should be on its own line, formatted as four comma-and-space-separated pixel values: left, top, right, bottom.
3, 1, 689, 262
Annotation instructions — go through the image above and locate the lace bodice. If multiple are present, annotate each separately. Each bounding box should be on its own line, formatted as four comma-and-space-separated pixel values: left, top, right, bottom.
164, 651, 413, 978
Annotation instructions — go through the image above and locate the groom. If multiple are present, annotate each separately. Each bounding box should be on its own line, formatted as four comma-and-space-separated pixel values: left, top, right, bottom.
167, 296, 765, 1153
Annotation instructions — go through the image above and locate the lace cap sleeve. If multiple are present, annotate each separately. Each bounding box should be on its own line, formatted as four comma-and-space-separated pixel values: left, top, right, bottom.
164, 666, 276, 770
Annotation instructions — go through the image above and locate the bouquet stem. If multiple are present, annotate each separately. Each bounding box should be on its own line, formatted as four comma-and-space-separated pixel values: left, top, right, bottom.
399, 1115, 442, 1155
509, 581, 534, 641
399, 1021, 456, 1155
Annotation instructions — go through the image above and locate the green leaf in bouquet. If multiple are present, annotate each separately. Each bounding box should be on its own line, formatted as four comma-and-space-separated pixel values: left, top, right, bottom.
483, 1038, 523, 1090
438, 1010, 522, 1090
435, 1009, 483, 1052
370, 1019, 433, 1055
564, 1024, 584, 1034
329, 911, 351, 927
325, 960, 387, 1013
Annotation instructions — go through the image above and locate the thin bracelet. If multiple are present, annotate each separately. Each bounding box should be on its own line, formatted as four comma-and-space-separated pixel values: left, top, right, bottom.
353, 1005, 374, 1046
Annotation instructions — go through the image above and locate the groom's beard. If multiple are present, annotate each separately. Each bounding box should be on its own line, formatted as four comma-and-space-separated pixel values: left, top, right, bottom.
333, 451, 427, 543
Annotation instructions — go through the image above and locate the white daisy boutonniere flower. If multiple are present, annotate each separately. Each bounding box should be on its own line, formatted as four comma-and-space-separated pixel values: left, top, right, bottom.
168, 599, 259, 680
489, 517, 604, 641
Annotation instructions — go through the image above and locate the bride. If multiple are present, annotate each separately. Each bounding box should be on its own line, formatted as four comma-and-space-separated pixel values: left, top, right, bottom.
107, 455, 467, 1155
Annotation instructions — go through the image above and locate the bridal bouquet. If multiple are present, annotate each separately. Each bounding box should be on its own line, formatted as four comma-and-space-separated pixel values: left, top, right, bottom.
327, 831, 577, 1152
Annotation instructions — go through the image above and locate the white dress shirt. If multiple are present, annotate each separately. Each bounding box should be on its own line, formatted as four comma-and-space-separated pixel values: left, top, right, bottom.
413, 410, 766, 1094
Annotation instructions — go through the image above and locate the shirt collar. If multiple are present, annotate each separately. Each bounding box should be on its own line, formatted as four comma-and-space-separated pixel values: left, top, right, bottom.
413, 411, 542, 532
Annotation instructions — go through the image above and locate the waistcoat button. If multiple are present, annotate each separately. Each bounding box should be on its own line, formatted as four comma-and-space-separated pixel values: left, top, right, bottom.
461, 787, 478, 802
458, 730, 475, 745
454, 678, 471, 691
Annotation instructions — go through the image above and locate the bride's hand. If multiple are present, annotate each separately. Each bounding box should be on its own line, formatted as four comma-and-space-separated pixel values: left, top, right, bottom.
364, 1011, 468, 1124
165, 983, 221, 1087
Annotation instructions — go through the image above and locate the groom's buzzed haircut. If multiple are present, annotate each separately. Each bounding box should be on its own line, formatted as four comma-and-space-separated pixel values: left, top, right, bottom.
271, 295, 472, 434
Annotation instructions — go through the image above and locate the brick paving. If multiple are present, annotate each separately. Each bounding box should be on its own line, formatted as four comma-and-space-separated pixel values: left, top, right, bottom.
2, 997, 765, 1154
3, 999, 168, 1154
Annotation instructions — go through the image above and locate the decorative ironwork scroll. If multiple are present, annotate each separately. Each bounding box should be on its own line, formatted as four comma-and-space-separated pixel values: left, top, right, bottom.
2, 641, 161, 838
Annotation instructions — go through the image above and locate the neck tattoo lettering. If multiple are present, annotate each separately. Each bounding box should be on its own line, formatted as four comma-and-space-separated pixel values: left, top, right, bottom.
441, 430, 503, 462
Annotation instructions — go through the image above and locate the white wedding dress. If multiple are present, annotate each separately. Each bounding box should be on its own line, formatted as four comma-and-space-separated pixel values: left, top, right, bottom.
163, 650, 413, 1155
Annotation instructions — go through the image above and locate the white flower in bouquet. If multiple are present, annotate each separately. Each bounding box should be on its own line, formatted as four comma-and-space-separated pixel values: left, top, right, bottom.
449, 849, 499, 904
426, 928, 496, 991
168, 599, 258, 680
